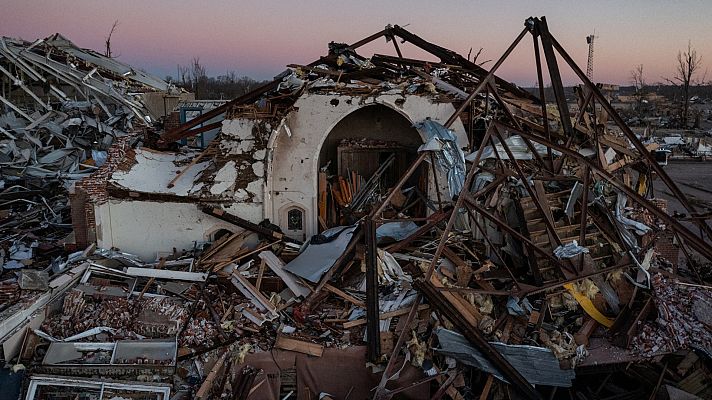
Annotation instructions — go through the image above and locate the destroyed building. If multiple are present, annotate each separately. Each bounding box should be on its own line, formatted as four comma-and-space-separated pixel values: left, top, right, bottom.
71, 51, 478, 260
2, 16, 712, 400
0, 32, 192, 269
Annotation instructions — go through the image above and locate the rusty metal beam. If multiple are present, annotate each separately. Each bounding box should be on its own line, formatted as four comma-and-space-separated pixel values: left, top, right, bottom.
533, 16, 574, 139
532, 33, 553, 169
465, 207, 521, 288
387, 25, 539, 103
526, 257, 633, 297
347, 29, 388, 51
365, 218, 380, 362
388, 34, 404, 59
161, 27, 392, 146
176, 120, 222, 138
424, 124, 497, 281
495, 121, 712, 261
579, 166, 590, 273
371, 54, 458, 71
444, 27, 529, 128
486, 82, 549, 171
386, 208, 451, 253
544, 20, 712, 240
371, 152, 427, 218
414, 277, 541, 400
491, 126, 569, 269
463, 195, 570, 272
159, 79, 280, 145
201, 206, 302, 245
574, 88, 595, 128
373, 295, 423, 400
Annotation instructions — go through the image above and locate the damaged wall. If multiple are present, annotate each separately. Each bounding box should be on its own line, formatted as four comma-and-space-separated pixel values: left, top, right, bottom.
95, 201, 242, 261
93, 92, 467, 257
263, 93, 468, 239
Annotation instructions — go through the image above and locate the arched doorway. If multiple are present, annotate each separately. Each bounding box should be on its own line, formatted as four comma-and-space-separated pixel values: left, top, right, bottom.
316, 104, 426, 229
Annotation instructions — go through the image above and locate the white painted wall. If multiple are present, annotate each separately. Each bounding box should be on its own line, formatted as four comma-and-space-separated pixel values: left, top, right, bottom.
95, 200, 243, 261
97, 92, 469, 257
265, 92, 468, 238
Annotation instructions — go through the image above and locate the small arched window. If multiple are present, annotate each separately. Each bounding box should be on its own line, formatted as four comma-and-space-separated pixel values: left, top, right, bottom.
211, 229, 233, 242
287, 208, 304, 231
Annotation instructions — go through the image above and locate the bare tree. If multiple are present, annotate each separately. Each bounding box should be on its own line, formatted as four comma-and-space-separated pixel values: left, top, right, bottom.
191, 57, 207, 97
666, 41, 702, 128
104, 20, 120, 58
631, 64, 646, 117
177, 64, 189, 86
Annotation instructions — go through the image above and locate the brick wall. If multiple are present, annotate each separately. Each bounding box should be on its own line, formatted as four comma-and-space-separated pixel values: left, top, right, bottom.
164, 111, 181, 133
649, 198, 680, 267
70, 136, 136, 248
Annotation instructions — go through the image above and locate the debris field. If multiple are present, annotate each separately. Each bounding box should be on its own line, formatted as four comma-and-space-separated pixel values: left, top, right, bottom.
1, 16, 711, 400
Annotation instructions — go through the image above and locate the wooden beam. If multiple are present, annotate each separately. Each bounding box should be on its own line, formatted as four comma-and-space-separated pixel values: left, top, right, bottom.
258, 251, 310, 298
274, 335, 324, 357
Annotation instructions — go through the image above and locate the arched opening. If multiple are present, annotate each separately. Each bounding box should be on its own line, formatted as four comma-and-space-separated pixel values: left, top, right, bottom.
210, 228, 233, 242
317, 104, 426, 229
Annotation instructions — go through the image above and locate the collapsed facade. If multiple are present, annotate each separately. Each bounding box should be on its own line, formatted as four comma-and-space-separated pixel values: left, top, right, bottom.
74, 54, 476, 260
1, 17, 712, 400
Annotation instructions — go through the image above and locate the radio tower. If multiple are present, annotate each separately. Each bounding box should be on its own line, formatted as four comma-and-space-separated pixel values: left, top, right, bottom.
586, 32, 596, 80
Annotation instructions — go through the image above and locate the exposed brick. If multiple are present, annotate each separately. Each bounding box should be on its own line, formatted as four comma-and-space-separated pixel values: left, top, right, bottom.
71, 136, 137, 247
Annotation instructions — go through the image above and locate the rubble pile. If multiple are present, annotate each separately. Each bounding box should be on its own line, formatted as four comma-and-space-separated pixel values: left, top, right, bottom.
2, 17, 712, 400
0, 33, 175, 179
0, 33, 180, 317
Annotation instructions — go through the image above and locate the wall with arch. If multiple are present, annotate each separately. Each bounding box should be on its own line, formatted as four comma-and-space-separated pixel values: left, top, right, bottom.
265, 92, 468, 239
95, 92, 468, 259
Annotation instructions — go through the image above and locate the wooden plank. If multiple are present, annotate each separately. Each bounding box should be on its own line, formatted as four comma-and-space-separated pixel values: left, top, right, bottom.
202, 231, 248, 263
255, 259, 266, 292
274, 335, 324, 357
195, 352, 229, 399
533, 181, 558, 245
434, 372, 466, 400
230, 272, 277, 315
323, 283, 365, 307
258, 251, 310, 298
442, 247, 495, 291
211, 241, 278, 273
319, 172, 327, 224
429, 272, 481, 326
478, 374, 494, 400
167, 145, 214, 189
136, 258, 165, 300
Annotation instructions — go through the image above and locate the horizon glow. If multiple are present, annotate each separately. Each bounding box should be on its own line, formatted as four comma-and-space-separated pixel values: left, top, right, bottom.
2, 0, 711, 87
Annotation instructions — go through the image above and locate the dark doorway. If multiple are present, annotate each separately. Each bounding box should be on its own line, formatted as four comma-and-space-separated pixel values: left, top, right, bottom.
317, 104, 426, 229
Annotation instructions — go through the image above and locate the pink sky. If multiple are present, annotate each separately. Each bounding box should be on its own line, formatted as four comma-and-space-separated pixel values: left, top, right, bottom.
2, 0, 711, 86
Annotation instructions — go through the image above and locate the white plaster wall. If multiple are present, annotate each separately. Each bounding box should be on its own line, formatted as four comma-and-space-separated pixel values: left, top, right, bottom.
95, 200, 243, 261
217, 119, 267, 224
266, 93, 468, 238
98, 92, 471, 254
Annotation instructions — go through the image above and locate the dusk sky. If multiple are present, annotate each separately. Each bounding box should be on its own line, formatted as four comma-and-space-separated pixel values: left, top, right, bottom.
2, 0, 711, 87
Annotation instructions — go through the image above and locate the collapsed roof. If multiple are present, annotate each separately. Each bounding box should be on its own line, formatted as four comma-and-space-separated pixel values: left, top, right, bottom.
1, 33, 174, 123
0, 32, 184, 180
2, 16, 712, 400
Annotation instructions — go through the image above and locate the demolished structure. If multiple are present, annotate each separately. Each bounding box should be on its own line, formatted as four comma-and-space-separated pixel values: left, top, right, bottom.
2, 17, 712, 400
0, 32, 190, 270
